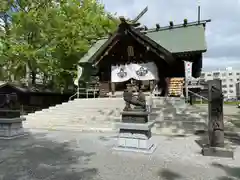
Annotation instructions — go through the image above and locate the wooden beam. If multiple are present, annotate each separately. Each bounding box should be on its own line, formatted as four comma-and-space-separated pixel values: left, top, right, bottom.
93, 39, 120, 66
131, 6, 148, 23
129, 31, 167, 61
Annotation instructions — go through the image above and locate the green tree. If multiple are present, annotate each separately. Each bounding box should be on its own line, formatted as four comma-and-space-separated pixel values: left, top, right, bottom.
44, 0, 119, 89
3, 0, 118, 90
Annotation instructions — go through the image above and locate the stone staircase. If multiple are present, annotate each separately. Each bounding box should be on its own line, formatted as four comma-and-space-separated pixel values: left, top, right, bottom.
22, 97, 208, 135
152, 97, 208, 135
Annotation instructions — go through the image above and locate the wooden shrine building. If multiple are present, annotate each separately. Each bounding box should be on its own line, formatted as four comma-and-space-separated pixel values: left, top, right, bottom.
78, 18, 210, 96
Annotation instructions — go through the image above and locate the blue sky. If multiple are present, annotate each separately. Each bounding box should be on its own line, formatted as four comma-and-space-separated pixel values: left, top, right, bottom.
100, 0, 240, 71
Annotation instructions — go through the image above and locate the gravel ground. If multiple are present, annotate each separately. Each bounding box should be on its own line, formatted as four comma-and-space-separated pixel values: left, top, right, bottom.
0, 129, 240, 180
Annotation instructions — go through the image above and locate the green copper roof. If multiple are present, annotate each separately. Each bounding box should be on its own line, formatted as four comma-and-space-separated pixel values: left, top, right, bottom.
145, 24, 206, 53
79, 39, 107, 63
79, 24, 207, 63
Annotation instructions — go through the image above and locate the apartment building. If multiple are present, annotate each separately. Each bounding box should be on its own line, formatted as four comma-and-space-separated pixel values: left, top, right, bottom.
199, 67, 240, 99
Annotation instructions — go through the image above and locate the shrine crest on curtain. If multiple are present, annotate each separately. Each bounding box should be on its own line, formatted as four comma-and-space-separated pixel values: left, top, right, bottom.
111, 62, 159, 82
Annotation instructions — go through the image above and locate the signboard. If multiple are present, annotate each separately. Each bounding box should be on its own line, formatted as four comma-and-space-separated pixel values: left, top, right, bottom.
184, 61, 192, 81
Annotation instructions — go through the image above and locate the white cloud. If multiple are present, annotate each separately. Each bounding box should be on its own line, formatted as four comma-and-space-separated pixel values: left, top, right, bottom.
101, 0, 240, 70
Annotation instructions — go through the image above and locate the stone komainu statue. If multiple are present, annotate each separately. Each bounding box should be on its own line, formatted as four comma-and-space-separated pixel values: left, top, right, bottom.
123, 87, 146, 111
0, 93, 19, 109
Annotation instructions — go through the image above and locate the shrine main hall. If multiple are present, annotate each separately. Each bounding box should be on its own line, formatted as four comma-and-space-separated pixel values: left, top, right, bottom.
78, 18, 210, 97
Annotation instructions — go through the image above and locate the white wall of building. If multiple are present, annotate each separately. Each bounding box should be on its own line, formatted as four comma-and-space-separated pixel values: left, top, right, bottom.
199, 67, 240, 99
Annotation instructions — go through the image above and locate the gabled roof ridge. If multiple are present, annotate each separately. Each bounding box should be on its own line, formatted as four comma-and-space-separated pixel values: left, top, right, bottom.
140, 19, 211, 34
95, 19, 211, 41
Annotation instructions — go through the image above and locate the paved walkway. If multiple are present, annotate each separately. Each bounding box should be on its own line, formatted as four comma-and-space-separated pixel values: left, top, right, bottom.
0, 130, 240, 180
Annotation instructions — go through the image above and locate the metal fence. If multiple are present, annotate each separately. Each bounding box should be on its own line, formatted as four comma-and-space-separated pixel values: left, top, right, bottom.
69, 87, 99, 100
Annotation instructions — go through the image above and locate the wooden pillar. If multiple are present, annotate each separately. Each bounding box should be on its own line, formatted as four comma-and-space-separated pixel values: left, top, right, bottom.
165, 77, 170, 97
149, 80, 154, 93
111, 82, 116, 96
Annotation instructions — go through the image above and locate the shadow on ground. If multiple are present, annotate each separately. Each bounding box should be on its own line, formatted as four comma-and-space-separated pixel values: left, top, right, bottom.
211, 162, 240, 180
154, 100, 208, 135
224, 133, 240, 146
0, 132, 98, 180
157, 169, 183, 180
194, 131, 240, 147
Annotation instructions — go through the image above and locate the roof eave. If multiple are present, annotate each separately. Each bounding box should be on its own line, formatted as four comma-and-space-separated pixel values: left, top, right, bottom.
90, 33, 119, 66
173, 49, 207, 55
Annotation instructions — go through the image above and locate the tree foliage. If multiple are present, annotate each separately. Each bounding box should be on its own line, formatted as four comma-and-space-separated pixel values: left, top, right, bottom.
0, 0, 118, 90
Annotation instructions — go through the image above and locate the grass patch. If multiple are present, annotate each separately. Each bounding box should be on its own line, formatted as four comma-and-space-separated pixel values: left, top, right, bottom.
224, 101, 238, 105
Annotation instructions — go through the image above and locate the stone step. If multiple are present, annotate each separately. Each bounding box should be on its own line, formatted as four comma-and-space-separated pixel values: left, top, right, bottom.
27, 112, 122, 118
27, 107, 206, 115
23, 119, 117, 126
25, 112, 121, 118
40, 107, 124, 113
24, 126, 116, 133
23, 123, 116, 132
162, 117, 207, 123
25, 112, 207, 124
41, 108, 123, 113
24, 115, 120, 123
33, 104, 192, 115
24, 120, 207, 136
152, 120, 207, 135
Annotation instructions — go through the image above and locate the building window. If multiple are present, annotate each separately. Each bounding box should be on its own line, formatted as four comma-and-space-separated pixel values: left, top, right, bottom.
222, 79, 226, 82
229, 79, 233, 82
229, 90, 234, 93
213, 72, 220, 76
207, 74, 212, 77
222, 73, 226, 76
229, 73, 233, 76
237, 73, 240, 75
229, 84, 234, 88
223, 90, 227, 94
200, 73, 205, 77
237, 78, 240, 81
222, 85, 227, 88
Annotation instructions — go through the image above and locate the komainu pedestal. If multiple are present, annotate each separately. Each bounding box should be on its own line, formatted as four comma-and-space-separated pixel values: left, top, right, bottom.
201, 79, 234, 158
113, 87, 157, 154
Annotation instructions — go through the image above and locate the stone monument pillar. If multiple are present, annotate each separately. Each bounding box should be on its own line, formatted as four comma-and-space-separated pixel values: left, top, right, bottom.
201, 79, 233, 158
113, 87, 156, 153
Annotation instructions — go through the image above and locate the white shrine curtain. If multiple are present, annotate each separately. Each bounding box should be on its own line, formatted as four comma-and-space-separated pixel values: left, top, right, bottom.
111, 64, 133, 82
111, 62, 159, 82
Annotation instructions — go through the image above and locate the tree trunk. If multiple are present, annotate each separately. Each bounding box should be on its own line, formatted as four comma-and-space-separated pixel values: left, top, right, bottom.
31, 70, 36, 85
